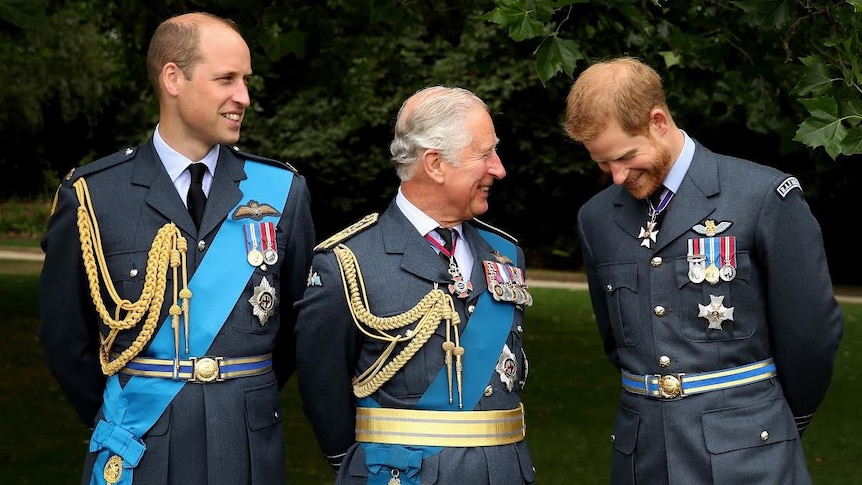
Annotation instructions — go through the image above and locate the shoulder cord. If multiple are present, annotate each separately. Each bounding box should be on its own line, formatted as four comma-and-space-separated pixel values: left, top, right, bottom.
72, 178, 191, 376
332, 244, 465, 404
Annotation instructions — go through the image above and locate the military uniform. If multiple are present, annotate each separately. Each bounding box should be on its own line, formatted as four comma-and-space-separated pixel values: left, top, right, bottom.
294, 199, 535, 484
38, 139, 314, 485
577, 140, 843, 484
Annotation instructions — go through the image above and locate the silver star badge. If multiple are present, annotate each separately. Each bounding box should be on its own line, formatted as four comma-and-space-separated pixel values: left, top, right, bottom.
249, 276, 278, 325
698, 294, 734, 330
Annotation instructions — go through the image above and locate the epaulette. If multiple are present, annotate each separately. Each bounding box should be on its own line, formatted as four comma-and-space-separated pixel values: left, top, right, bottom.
63, 147, 139, 184
314, 213, 379, 252
471, 217, 518, 244
50, 147, 138, 216
229, 145, 298, 174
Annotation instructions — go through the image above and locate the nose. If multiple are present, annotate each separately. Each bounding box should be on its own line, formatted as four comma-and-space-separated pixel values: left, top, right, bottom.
235, 84, 250, 107
489, 151, 506, 179
609, 164, 628, 185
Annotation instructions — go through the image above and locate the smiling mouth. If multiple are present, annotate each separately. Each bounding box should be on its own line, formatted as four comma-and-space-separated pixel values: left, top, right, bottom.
224, 113, 241, 121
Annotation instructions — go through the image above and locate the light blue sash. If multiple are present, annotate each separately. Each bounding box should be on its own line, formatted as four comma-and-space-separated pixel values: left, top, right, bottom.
88, 161, 293, 485
361, 228, 517, 485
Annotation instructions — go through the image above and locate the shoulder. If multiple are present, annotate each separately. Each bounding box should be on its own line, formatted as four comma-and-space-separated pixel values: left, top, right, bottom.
314, 213, 380, 252
62, 146, 139, 184
469, 218, 518, 245
228, 145, 299, 174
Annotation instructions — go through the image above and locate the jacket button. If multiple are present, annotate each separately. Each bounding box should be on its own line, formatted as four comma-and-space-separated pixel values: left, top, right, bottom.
654, 306, 666, 317
658, 356, 671, 368
650, 257, 662, 267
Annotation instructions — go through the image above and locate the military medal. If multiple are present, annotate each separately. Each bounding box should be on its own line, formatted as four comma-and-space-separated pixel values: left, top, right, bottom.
244, 223, 264, 267
639, 188, 674, 249
719, 235, 737, 281
704, 237, 720, 285
483, 260, 533, 307
687, 238, 706, 284
261, 221, 279, 265
103, 455, 123, 484
388, 469, 401, 485
425, 230, 472, 298
698, 294, 735, 330
495, 344, 517, 392
249, 276, 278, 325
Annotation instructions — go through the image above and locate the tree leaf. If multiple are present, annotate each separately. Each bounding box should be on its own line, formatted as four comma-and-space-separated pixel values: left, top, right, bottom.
535, 35, 583, 85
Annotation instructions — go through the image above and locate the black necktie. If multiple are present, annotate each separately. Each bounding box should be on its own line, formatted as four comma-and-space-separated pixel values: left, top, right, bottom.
434, 227, 455, 264
187, 163, 207, 229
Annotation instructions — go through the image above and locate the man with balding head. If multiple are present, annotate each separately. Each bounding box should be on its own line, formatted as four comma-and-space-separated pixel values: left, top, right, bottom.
39, 12, 314, 484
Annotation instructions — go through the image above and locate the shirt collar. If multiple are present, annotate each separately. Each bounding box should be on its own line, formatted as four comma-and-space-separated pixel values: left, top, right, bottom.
662, 130, 695, 194
153, 124, 220, 182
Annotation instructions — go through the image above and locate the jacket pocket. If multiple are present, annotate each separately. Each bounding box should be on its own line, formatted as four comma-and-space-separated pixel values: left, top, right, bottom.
597, 262, 640, 346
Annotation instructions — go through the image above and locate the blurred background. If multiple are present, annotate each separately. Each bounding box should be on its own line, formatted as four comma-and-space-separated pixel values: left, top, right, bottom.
1, 0, 860, 284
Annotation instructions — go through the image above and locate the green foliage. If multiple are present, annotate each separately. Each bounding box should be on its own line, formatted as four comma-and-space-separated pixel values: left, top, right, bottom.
0, 199, 50, 237
481, 0, 862, 160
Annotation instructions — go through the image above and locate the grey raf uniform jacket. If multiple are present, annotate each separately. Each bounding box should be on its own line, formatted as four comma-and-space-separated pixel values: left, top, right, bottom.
295, 200, 535, 484
577, 141, 843, 485
38, 139, 315, 485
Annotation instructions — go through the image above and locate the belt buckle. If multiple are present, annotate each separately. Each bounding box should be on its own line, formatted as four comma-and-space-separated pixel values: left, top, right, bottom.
655, 373, 685, 399
190, 357, 223, 383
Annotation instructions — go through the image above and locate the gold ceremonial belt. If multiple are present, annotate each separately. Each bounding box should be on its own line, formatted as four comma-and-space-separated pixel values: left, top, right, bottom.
355, 403, 526, 447
118, 353, 273, 383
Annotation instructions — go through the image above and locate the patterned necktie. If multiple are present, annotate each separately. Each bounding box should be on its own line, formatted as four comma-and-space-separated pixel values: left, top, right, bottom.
187, 163, 207, 229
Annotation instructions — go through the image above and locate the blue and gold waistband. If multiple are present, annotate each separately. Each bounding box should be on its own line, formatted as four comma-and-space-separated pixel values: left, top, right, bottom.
622, 358, 777, 399
119, 353, 272, 383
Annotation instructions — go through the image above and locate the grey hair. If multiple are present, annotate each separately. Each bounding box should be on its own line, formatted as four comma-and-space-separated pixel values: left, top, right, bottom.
389, 86, 489, 181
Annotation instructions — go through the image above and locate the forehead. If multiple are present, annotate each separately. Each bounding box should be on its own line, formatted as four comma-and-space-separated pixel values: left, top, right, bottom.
583, 117, 643, 162
196, 24, 251, 71
464, 108, 497, 148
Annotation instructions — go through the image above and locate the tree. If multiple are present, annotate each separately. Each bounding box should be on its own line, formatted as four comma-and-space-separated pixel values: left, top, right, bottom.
481, 0, 862, 160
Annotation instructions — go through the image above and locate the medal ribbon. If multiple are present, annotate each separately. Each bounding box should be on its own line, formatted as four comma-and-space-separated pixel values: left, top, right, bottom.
647, 187, 674, 220
424, 232, 456, 259
720, 236, 736, 268
262, 222, 276, 253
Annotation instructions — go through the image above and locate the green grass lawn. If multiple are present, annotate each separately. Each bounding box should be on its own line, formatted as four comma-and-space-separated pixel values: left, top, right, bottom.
1, 259, 859, 484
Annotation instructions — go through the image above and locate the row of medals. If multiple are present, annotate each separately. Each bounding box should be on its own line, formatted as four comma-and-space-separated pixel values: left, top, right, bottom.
245, 221, 278, 267
688, 257, 736, 285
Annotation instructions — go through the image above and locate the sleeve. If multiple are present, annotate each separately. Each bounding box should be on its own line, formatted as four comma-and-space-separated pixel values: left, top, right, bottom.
272, 174, 316, 389
38, 180, 107, 427
294, 248, 362, 471
756, 174, 844, 433
577, 204, 621, 369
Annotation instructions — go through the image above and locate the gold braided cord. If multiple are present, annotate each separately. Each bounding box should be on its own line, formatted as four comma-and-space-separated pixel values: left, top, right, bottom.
331, 244, 461, 399
72, 178, 190, 376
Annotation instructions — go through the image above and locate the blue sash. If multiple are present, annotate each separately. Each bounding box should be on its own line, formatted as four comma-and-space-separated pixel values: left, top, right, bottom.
88, 162, 293, 485
361, 228, 518, 485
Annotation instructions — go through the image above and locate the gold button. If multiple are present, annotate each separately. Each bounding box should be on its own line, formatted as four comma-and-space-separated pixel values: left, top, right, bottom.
129, 268, 138, 278
654, 306, 666, 316
650, 257, 663, 267
484, 385, 493, 397
197, 240, 206, 251
760, 431, 769, 441
468, 305, 476, 314
658, 356, 671, 367
606, 284, 613, 292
